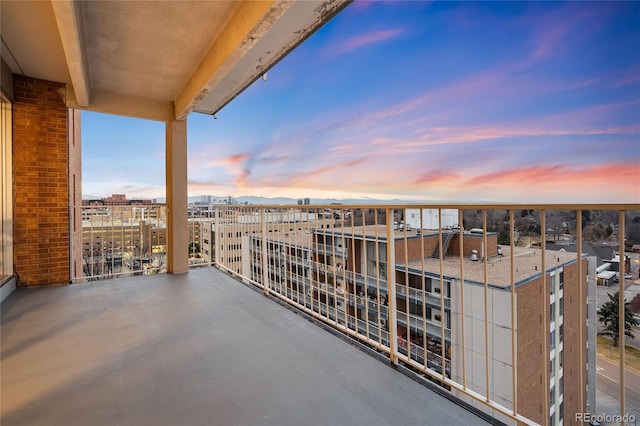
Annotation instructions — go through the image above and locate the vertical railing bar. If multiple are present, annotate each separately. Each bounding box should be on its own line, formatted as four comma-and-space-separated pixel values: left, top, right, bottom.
402, 209, 410, 362
510, 209, 517, 416
89, 208, 94, 278
315, 209, 323, 316
282, 209, 292, 299
577, 210, 585, 419
285, 209, 291, 301
368, 210, 378, 341
213, 207, 218, 267
322, 209, 330, 321
130, 207, 134, 277
102, 207, 107, 277
360, 209, 367, 336
275, 210, 281, 296
261, 208, 269, 295
376, 211, 384, 341
618, 210, 626, 422
281, 210, 286, 297
330, 209, 338, 323
482, 210, 490, 403
541, 210, 549, 426
420, 208, 428, 371
386, 207, 398, 364
296, 207, 302, 306
333, 209, 338, 323
439, 208, 446, 380
351, 208, 358, 340
108, 209, 114, 275
345, 207, 355, 338
459, 209, 467, 390
121, 208, 125, 276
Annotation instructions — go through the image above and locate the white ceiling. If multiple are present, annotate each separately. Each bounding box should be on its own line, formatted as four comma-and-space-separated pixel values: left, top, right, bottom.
0, 0, 349, 121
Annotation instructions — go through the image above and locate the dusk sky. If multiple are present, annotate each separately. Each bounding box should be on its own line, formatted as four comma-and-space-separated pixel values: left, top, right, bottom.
82, 1, 640, 203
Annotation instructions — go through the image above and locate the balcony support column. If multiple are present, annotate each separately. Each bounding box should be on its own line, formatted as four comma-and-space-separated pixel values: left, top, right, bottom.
166, 115, 188, 274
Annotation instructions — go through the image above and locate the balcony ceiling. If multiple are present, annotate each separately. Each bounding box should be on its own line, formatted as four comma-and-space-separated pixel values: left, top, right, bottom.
0, 0, 348, 121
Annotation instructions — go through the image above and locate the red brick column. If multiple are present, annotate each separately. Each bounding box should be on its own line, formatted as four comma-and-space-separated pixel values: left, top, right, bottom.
13, 75, 70, 285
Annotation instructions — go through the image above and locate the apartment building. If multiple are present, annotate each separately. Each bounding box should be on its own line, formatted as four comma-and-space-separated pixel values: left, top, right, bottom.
205, 209, 332, 276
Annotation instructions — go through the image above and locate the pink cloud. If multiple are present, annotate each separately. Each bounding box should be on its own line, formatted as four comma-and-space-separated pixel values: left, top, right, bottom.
464, 163, 640, 199
331, 29, 404, 57
415, 170, 463, 186
245, 158, 368, 190
403, 163, 640, 202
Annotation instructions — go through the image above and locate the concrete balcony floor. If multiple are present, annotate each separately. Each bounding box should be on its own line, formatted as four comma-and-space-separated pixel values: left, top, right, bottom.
1, 268, 488, 426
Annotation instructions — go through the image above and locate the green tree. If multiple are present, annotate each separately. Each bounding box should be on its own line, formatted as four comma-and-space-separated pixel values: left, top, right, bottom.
598, 292, 639, 347
605, 225, 613, 238
498, 229, 510, 245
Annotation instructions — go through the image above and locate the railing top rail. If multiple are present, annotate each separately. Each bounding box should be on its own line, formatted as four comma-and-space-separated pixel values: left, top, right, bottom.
212, 203, 639, 210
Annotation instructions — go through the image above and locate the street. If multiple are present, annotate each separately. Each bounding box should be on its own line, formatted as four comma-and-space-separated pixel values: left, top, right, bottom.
597, 356, 640, 418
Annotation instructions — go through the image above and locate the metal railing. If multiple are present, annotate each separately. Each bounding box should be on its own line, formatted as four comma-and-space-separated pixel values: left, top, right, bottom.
73, 204, 168, 281
72, 205, 215, 282
211, 203, 639, 426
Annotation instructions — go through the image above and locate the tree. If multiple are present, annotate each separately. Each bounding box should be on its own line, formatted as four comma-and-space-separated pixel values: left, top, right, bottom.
605, 225, 613, 238
598, 292, 639, 347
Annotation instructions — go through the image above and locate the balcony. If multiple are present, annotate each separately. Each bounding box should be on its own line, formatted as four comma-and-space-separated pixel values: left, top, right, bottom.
4, 203, 640, 425
0, 267, 488, 426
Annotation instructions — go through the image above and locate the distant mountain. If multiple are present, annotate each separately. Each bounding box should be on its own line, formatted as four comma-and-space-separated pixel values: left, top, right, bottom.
82, 194, 102, 200
185, 194, 423, 205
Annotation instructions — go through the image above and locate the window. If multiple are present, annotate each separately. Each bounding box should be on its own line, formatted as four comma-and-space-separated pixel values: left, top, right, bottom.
0, 96, 12, 279
365, 241, 387, 280
559, 401, 564, 421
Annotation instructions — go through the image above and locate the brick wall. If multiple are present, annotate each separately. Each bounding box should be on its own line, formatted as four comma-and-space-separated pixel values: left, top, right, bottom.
562, 260, 588, 425
13, 75, 69, 285
516, 276, 545, 423
395, 235, 439, 263
449, 233, 498, 258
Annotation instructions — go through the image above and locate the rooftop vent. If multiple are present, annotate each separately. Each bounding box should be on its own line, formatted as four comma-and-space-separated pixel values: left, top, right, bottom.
471, 249, 479, 261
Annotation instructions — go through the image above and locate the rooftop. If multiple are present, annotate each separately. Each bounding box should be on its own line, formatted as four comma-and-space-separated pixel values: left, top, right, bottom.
0, 268, 488, 425
318, 225, 480, 241
402, 246, 579, 287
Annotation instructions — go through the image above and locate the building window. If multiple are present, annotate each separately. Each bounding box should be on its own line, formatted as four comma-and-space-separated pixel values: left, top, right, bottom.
0, 95, 12, 279
365, 241, 387, 280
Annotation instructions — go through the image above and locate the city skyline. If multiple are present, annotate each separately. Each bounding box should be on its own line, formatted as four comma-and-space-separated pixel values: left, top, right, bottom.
82, 1, 640, 203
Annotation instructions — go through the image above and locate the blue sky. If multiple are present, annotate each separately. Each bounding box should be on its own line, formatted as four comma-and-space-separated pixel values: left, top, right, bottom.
82, 1, 640, 203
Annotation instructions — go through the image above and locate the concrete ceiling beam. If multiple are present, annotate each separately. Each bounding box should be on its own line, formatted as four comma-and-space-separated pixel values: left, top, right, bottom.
174, 0, 294, 120
51, 0, 91, 107
66, 88, 172, 122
